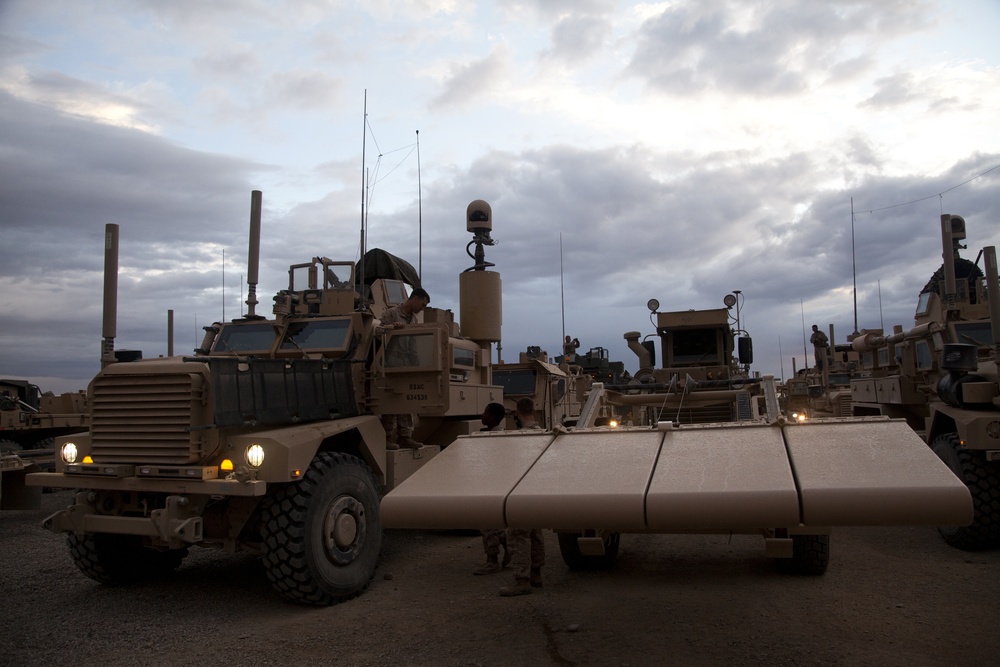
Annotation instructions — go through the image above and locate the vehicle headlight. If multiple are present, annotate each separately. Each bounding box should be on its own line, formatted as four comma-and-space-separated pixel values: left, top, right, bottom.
61, 442, 78, 463
245, 444, 265, 468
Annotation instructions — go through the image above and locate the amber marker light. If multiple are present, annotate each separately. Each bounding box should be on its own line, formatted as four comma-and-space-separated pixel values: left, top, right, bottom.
82, 455, 94, 464
220, 459, 234, 472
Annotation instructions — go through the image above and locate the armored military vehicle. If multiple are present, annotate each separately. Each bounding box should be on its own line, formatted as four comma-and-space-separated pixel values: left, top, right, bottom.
28, 194, 506, 604
1, 380, 88, 510
0, 379, 88, 455
781, 329, 861, 421
381, 273, 975, 578
608, 295, 760, 426
851, 214, 1000, 549
492, 347, 591, 429
554, 345, 627, 386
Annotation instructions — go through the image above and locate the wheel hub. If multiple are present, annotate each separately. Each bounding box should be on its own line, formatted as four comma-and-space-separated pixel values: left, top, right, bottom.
323, 495, 367, 565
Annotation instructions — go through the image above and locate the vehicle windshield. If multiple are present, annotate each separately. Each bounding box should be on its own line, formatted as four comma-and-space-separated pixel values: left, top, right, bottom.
281, 319, 352, 351
953, 321, 993, 347
213, 323, 278, 354
494, 369, 537, 395
668, 328, 721, 365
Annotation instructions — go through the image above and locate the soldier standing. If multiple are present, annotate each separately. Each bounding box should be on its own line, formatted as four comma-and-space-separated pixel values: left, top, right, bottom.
378, 288, 430, 449
562, 335, 580, 361
500, 398, 545, 597
809, 324, 829, 371
473, 402, 510, 575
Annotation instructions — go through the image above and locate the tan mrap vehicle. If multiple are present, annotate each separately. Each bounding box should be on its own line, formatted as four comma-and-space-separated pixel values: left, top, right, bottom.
492, 346, 591, 429
851, 214, 1000, 549
381, 293, 975, 577
781, 331, 861, 422
27, 194, 505, 605
1, 379, 89, 510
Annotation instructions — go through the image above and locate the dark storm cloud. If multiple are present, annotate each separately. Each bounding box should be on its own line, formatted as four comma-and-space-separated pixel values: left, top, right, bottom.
627, 0, 930, 97
0, 90, 267, 389
0, 91, 260, 275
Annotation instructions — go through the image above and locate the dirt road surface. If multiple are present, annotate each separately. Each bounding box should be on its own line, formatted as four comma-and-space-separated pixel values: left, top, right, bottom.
2, 490, 998, 667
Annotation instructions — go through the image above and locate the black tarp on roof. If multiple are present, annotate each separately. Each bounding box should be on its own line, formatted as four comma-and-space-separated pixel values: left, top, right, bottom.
356, 248, 421, 288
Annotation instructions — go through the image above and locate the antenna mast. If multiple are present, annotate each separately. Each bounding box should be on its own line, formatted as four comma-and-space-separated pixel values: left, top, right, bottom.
851, 197, 859, 335
359, 90, 367, 293
417, 129, 422, 281
800, 298, 808, 370
560, 233, 566, 343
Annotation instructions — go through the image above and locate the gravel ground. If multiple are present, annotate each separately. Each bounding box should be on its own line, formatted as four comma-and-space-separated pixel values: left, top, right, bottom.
2, 489, 999, 667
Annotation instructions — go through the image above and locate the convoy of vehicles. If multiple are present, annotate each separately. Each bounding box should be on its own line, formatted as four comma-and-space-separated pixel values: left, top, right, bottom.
16, 196, 993, 604
382, 289, 974, 576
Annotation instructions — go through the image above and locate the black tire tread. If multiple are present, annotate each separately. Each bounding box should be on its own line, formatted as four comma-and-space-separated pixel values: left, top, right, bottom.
67, 533, 187, 585
776, 534, 829, 575
261, 451, 382, 605
558, 531, 620, 571
931, 433, 1000, 550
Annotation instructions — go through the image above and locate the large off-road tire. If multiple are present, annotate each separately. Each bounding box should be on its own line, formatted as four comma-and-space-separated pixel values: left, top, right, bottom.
261, 451, 382, 605
776, 534, 830, 575
931, 433, 1000, 550
67, 533, 188, 585
0, 438, 20, 454
558, 531, 620, 570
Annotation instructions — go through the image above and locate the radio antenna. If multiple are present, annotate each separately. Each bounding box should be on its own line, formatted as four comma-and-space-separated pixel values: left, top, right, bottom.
417, 129, 422, 281
359, 90, 367, 294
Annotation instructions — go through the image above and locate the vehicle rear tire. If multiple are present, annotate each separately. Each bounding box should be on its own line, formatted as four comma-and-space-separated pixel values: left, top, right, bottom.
931, 433, 1000, 550
67, 533, 188, 585
776, 534, 829, 575
261, 451, 383, 605
558, 531, 620, 570
0, 438, 20, 454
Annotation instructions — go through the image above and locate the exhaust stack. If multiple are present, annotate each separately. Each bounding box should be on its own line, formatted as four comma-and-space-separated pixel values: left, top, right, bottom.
101, 223, 119, 368
167, 309, 174, 357
246, 190, 262, 318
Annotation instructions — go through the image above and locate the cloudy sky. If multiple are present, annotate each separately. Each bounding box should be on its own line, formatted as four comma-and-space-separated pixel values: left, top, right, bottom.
1, 0, 999, 394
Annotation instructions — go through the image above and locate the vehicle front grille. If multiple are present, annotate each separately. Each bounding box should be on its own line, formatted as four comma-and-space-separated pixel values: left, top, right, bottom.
91, 372, 206, 465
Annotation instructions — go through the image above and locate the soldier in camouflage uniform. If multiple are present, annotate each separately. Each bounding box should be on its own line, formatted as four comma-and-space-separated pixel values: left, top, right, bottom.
500, 398, 545, 596
378, 288, 430, 449
473, 402, 510, 575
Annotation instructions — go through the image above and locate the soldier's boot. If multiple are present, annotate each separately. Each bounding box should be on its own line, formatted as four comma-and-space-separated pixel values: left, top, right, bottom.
385, 441, 400, 451
500, 538, 512, 568
397, 436, 423, 449
499, 578, 532, 597
529, 567, 543, 588
473, 555, 503, 576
